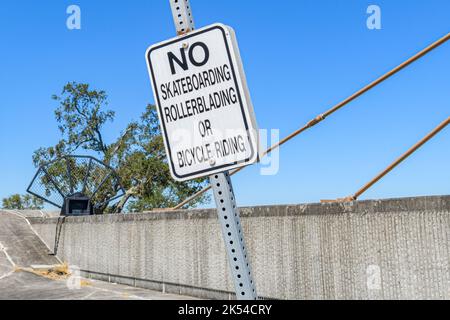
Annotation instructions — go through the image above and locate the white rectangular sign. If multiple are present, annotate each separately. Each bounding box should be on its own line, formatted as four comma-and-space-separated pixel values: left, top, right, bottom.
146, 23, 259, 181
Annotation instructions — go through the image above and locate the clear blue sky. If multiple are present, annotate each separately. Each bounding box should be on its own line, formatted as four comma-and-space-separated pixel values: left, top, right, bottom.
0, 0, 449, 208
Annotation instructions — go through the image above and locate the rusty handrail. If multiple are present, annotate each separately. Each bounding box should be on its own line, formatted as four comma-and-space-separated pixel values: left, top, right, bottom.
332, 116, 449, 202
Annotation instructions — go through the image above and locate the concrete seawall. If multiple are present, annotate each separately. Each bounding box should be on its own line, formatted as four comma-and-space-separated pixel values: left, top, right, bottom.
29, 195, 450, 300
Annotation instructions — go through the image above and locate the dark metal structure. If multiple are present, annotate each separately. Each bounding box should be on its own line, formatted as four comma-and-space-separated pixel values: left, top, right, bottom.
27, 155, 125, 216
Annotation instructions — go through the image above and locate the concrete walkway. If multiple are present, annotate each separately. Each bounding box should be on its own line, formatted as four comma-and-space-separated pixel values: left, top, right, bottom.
0, 210, 195, 300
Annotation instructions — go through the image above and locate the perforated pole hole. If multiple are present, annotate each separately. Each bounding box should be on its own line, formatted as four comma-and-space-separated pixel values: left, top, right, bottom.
210, 172, 257, 300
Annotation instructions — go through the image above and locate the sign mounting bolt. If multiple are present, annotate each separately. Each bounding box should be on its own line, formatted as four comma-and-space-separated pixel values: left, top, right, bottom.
209, 158, 216, 166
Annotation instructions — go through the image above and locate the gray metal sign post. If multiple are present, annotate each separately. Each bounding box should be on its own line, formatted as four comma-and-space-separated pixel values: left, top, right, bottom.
168, 0, 258, 300
209, 172, 258, 299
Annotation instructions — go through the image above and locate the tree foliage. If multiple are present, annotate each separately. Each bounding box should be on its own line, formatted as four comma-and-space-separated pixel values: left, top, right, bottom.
32, 82, 207, 212
2, 194, 44, 210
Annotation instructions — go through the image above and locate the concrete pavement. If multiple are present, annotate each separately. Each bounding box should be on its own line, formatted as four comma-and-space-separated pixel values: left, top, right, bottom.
0, 270, 196, 300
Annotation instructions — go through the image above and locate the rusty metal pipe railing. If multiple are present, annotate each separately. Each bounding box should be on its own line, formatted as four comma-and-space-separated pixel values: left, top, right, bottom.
337, 116, 450, 202
172, 32, 450, 210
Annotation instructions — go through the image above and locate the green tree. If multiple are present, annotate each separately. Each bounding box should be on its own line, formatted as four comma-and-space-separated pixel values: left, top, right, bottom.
33, 82, 207, 213
2, 194, 44, 210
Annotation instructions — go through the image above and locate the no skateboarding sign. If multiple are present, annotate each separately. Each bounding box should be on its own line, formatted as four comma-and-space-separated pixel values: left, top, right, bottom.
146, 23, 259, 181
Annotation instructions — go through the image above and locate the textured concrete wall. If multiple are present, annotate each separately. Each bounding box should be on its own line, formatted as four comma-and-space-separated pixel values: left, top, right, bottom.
29, 195, 450, 300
